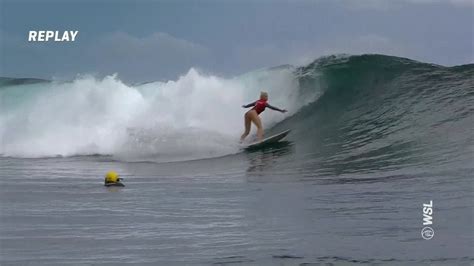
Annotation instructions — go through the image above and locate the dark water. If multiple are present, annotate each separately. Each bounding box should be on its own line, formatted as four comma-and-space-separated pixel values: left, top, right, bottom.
1, 54, 473, 265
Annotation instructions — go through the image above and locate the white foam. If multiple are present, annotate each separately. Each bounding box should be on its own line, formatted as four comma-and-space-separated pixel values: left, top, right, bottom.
0, 67, 313, 162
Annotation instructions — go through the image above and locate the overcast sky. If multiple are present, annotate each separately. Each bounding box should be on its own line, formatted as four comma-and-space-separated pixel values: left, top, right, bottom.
1, 0, 472, 82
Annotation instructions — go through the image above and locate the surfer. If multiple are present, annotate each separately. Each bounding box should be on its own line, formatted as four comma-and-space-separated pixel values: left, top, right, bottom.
240, 91, 287, 142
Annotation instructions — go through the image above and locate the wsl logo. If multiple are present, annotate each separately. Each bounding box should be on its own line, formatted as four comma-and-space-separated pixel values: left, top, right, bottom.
28, 31, 78, 42
421, 200, 434, 240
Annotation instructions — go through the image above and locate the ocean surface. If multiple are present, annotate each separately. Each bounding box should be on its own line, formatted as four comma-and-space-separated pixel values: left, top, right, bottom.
0, 54, 473, 265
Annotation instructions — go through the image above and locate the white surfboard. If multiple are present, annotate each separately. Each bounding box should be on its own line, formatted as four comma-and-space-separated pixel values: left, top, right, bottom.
244, 129, 291, 150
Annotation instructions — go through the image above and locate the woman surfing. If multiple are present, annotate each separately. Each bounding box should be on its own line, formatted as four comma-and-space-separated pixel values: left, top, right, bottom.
240, 91, 287, 142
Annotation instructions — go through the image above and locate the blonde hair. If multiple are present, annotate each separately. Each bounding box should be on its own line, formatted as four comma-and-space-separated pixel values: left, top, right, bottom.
260, 91, 268, 99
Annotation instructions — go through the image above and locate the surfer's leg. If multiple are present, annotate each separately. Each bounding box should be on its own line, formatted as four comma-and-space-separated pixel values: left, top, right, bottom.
254, 116, 264, 141
240, 112, 252, 141
248, 112, 264, 141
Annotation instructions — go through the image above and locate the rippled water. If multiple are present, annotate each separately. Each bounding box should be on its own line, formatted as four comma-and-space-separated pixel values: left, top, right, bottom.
1, 151, 472, 265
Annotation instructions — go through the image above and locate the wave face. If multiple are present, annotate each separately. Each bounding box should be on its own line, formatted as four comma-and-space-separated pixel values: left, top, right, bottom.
273, 54, 474, 174
1, 54, 473, 167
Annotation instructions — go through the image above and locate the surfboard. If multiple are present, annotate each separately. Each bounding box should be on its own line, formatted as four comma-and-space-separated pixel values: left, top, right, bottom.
244, 129, 291, 150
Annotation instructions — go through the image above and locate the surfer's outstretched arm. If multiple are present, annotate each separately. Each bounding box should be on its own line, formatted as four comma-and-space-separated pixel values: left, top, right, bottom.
242, 101, 256, 108
267, 103, 287, 113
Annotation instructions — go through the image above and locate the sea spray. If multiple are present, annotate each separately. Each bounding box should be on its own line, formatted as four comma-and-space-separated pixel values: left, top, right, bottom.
0, 66, 308, 161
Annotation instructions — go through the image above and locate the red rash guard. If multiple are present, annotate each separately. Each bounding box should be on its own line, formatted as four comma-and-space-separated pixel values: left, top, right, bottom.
243, 99, 283, 114
252, 99, 267, 114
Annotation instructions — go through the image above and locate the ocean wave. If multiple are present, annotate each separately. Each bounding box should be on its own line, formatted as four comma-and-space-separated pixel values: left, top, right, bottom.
1, 54, 473, 167
273, 54, 474, 173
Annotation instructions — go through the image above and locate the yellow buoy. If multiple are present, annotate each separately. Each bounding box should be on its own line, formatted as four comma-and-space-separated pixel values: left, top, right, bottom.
105, 171, 119, 183
104, 171, 124, 187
